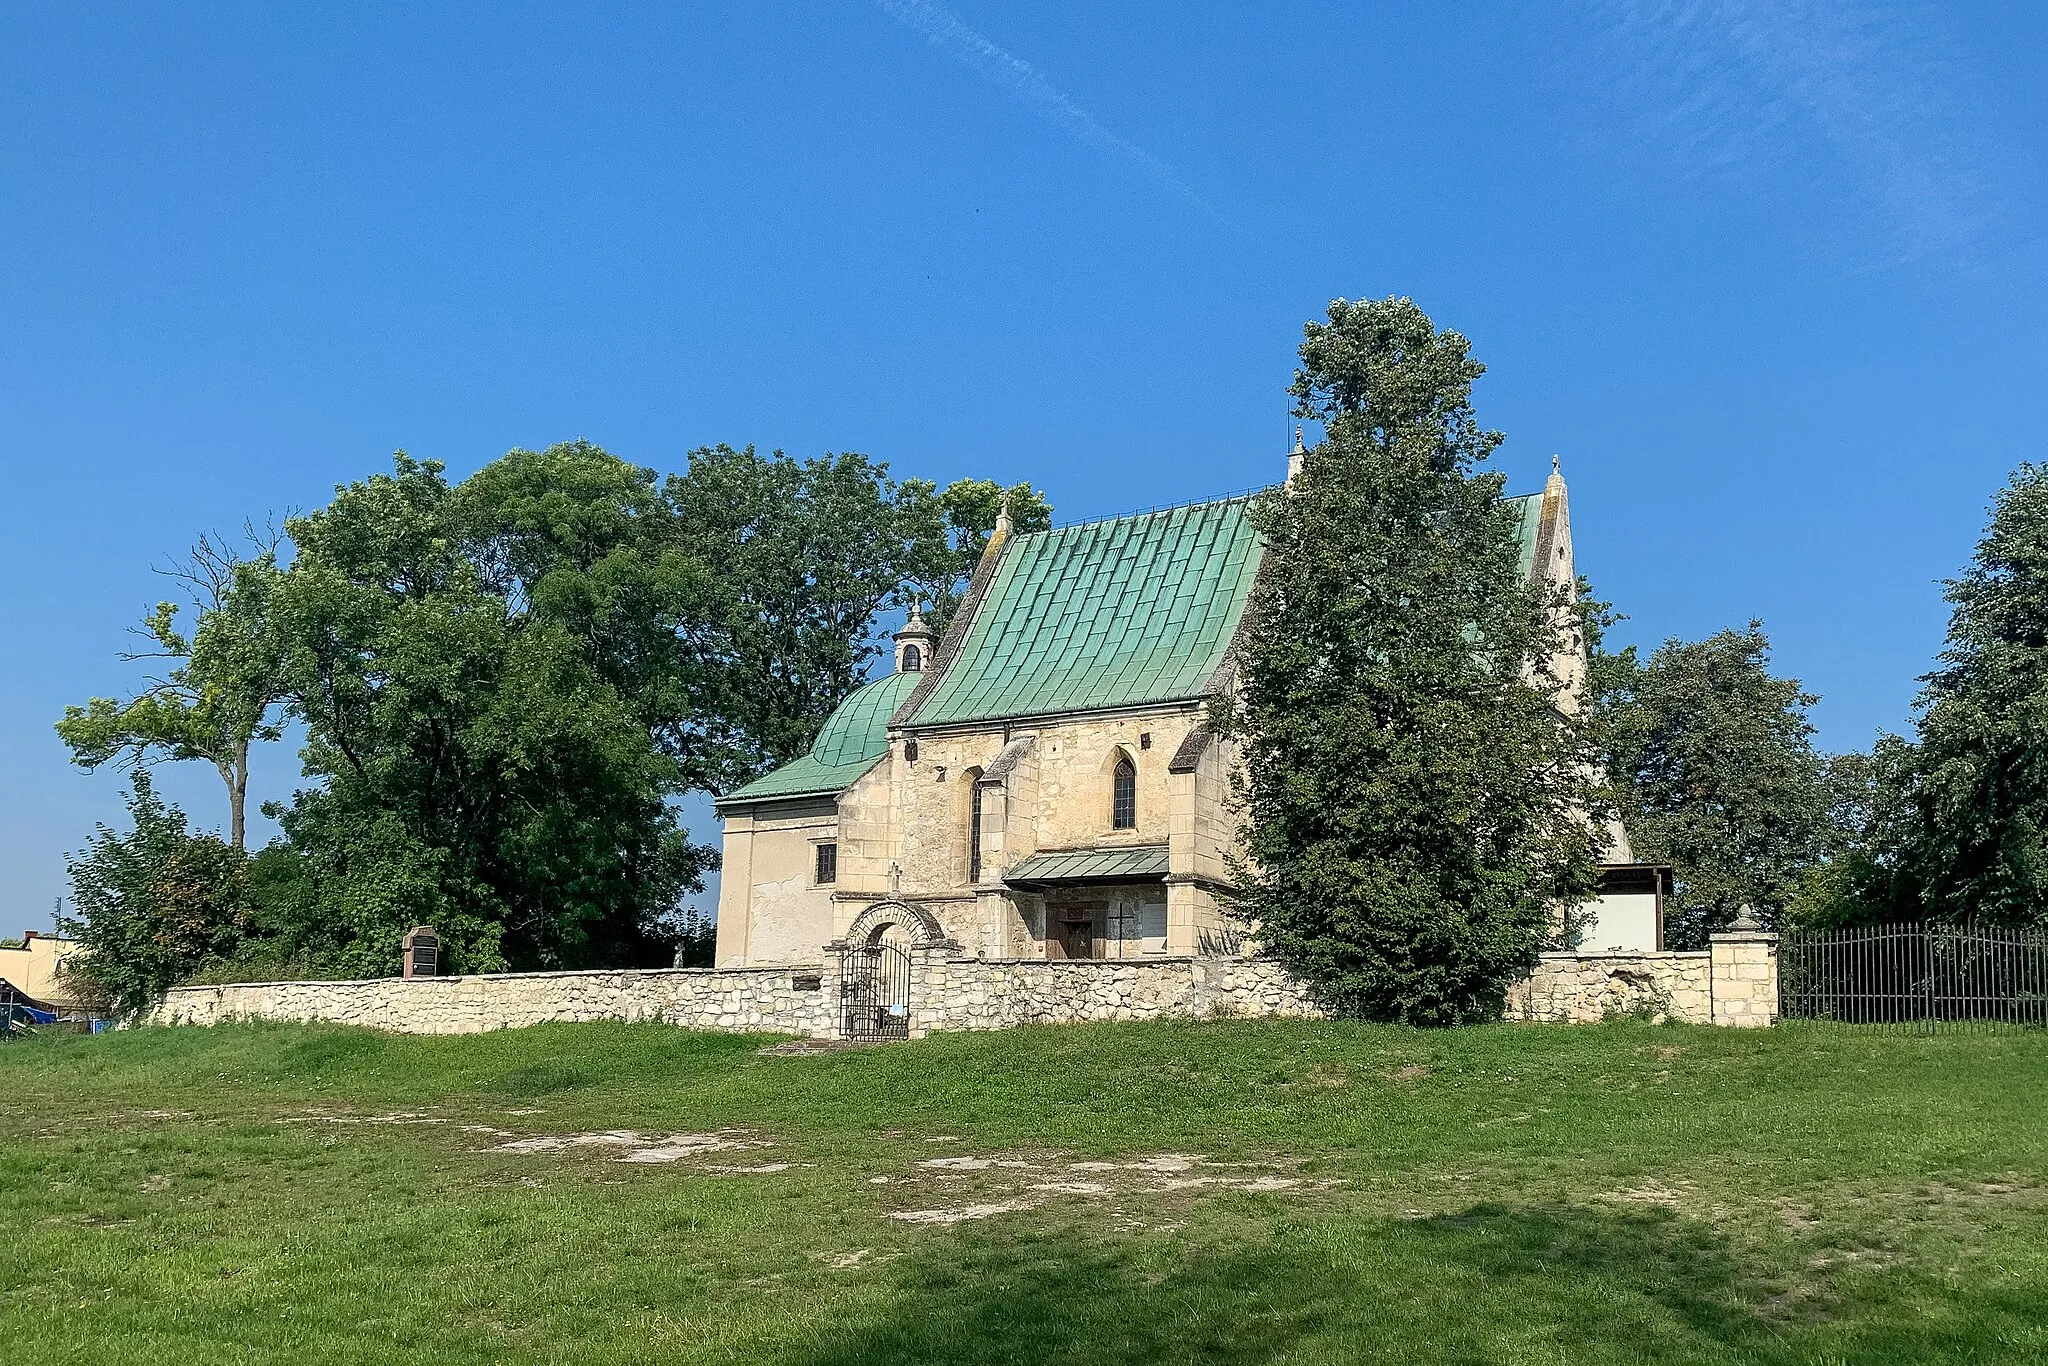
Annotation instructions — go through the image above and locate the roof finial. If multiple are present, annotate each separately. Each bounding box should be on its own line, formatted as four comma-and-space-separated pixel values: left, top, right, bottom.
994, 491, 1013, 540
1552, 452, 1561, 476
1292, 423, 1305, 456
1287, 422, 1307, 486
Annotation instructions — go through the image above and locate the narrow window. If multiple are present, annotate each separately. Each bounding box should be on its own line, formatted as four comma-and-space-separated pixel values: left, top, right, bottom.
1138, 900, 1168, 954
1112, 755, 1137, 829
902, 644, 922, 672
814, 842, 837, 885
968, 782, 984, 882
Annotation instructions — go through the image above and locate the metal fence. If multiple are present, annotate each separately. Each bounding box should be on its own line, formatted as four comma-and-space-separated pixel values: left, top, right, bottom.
1780, 920, 2048, 1031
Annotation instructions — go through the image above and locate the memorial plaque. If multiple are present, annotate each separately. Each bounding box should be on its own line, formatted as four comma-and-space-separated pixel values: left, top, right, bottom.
403, 926, 440, 979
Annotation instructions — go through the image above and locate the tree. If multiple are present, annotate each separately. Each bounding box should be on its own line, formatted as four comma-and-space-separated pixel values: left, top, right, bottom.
60, 772, 251, 1016
1595, 624, 1835, 944
903, 478, 1054, 631
59, 438, 1044, 984
1784, 738, 1923, 928
1218, 297, 1605, 1025
665, 447, 1047, 777
57, 532, 288, 849
271, 451, 707, 976
1895, 463, 2048, 925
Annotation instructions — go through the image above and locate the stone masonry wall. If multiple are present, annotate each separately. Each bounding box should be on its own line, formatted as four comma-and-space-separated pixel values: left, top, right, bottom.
1504, 933, 1779, 1027
151, 936, 1777, 1037
1709, 931, 1779, 1026
1505, 952, 1712, 1024
151, 966, 836, 1036
909, 954, 1322, 1034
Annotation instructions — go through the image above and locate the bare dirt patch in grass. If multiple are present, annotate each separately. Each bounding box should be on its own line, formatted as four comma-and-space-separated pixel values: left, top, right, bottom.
889, 1199, 1039, 1225
870, 1149, 1336, 1229
488, 1129, 771, 1163
1599, 1180, 1689, 1209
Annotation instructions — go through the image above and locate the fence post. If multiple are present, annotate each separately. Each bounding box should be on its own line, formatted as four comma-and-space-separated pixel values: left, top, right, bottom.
1711, 908, 1779, 1027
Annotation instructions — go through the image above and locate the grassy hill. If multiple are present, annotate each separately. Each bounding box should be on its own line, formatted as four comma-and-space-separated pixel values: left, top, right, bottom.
4, 1018, 2046, 1364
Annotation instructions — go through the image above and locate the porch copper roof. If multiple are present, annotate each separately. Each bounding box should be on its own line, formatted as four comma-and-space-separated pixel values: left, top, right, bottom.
1002, 844, 1170, 887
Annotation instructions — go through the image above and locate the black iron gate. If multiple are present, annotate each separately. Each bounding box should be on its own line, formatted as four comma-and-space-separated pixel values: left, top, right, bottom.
1780, 920, 2048, 1031
840, 941, 911, 1042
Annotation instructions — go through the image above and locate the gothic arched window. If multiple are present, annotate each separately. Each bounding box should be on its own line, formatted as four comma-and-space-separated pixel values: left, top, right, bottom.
902, 644, 922, 672
1112, 754, 1137, 830
966, 769, 985, 883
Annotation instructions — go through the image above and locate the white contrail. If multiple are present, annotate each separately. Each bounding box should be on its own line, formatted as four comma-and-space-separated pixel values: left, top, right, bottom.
1590, 0, 2019, 267
878, 0, 1226, 223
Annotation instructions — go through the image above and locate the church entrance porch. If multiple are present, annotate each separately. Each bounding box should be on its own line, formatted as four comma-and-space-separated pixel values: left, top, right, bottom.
1003, 844, 1174, 961
1041, 887, 1169, 960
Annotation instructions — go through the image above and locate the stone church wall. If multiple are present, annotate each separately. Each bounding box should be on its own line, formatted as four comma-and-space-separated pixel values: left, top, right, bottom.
713, 797, 840, 967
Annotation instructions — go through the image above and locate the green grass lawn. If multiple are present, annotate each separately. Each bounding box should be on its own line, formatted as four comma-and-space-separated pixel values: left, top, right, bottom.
4, 1019, 2046, 1364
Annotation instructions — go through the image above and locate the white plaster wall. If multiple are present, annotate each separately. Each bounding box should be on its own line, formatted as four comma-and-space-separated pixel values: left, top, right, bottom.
715, 798, 840, 967
1578, 892, 1660, 952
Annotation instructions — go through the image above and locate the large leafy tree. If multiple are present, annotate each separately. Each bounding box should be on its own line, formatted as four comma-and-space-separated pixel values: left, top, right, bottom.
272, 451, 707, 975
903, 477, 1053, 631
1220, 297, 1604, 1025
665, 447, 1048, 776
1784, 736, 1924, 928
62, 439, 1042, 986
1895, 463, 2048, 924
57, 533, 289, 849
1594, 624, 1837, 944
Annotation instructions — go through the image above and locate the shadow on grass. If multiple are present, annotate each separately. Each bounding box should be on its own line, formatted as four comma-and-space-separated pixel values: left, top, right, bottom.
791, 1203, 1803, 1366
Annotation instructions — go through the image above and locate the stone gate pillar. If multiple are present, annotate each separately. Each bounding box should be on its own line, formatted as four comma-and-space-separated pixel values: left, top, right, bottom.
1710, 910, 1779, 1027
819, 938, 852, 1040
905, 941, 961, 1039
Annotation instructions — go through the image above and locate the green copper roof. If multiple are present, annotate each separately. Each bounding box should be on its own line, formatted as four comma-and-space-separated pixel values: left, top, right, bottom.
1004, 844, 1170, 885
717, 670, 919, 806
904, 496, 1263, 728
1509, 492, 1543, 580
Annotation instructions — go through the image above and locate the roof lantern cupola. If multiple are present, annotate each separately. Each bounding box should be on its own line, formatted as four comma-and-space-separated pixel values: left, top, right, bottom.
893, 597, 937, 674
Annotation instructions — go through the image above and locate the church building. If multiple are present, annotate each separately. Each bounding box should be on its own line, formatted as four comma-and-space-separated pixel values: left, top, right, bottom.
713, 450, 1654, 968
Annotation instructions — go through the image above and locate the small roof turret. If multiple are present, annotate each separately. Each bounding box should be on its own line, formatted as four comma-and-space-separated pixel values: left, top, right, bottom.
893, 598, 936, 674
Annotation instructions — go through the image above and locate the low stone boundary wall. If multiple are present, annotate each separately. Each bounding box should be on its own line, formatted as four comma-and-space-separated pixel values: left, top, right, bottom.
1505, 930, 1778, 1027
913, 956, 1321, 1033
150, 932, 1777, 1037
151, 965, 835, 1036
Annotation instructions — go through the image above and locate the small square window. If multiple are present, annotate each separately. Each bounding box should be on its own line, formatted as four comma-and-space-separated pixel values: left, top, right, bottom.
815, 842, 838, 885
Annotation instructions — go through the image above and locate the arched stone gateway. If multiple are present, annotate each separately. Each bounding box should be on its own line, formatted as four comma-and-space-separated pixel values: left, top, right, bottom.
827, 900, 957, 1042
836, 899, 954, 952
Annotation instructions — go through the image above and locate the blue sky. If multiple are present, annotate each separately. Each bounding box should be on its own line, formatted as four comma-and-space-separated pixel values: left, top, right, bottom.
3, 2, 2044, 933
